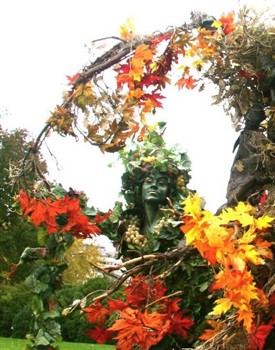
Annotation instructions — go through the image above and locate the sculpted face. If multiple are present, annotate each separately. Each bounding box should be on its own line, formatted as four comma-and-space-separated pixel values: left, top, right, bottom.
141, 173, 169, 204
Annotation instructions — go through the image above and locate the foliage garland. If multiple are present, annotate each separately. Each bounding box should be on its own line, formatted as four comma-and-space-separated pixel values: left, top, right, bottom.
9, 5, 275, 350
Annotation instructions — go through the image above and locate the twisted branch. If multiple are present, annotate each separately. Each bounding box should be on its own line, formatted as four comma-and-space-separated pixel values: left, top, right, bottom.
84, 242, 195, 304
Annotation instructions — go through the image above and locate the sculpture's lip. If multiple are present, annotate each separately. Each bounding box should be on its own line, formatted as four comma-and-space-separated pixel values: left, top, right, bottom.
148, 190, 158, 194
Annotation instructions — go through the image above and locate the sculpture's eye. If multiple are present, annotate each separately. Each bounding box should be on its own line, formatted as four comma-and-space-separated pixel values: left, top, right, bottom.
158, 178, 168, 186
144, 177, 154, 184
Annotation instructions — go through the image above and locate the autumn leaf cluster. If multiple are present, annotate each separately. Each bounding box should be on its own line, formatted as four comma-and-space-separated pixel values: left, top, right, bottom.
16, 189, 103, 239
42, 7, 275, 154
181, 193, 274, 340
84, 275, 194, 350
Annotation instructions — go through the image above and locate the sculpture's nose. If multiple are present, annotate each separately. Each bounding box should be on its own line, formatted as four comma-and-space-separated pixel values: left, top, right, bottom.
149, 180, 158, 188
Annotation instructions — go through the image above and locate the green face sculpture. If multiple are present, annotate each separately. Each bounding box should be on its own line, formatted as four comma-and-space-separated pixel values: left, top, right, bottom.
141, 173, 169, 205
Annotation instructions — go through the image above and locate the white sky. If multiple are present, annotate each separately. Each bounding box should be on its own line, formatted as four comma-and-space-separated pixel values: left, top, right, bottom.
0, 0, 274, 213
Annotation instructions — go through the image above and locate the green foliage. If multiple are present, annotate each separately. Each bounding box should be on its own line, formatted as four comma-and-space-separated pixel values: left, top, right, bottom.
0, 126, 47, 215
0, 126, 48, 282
12, 306, 33, 339
24, 240, 69, 349
0, 277, 116, 343
0, 283, 32, 338
0, 218, 39, 282
57, 277, 118, 343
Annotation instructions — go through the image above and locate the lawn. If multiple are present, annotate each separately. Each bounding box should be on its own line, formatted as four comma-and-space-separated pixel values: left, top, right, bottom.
0, 337, 115, 350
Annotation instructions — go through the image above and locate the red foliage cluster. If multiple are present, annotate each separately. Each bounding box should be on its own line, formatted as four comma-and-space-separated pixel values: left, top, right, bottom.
16, 190, 102, 238
84, 275, 194, 349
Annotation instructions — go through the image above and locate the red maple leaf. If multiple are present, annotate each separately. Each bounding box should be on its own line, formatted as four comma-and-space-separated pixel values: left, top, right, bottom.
140, 74, 167, 89
259, 190, 268, 207
150, 32, 171, 46
165, 297, 181, 315
125, 275, 167, 308
114, 63, 131, 88
66, 72, 81, 85
30, 200, 51, 227
16, 190, 32, 213
167, 310, 194, 338
142, 92, 165, 108
247, 320, 275, 350
107, 299, 127, 312
84, 301, 109, 325
85, 326, 114, 344
94, 209, 112, 224
239, 70, 265, 80
17, 191, 101, 238
269, 292, 275, 308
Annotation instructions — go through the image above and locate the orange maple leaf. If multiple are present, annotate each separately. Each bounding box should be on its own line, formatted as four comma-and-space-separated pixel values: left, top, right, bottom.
236, 303, 254, 332
176, 75, 198, 89
199, 320, 224, 341
134, 44, 155, 61
219, 12, 236, 35
84, 301, 109, 325
109, 308, 168, 350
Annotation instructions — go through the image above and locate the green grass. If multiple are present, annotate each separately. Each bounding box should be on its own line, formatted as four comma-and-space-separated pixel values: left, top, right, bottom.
0, 337, 115, 350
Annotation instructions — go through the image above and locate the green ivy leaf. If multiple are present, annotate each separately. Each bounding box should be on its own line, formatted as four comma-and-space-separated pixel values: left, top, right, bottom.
37, 227, 48, 246
34, 329, 50, 346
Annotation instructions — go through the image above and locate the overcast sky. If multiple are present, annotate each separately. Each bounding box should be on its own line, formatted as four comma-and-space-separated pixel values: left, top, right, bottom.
0, 0, 274, 212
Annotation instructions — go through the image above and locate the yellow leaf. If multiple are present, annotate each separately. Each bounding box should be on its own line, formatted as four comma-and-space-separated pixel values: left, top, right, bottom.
210, 298, 232, 316
242, 245, 265, 265
231, 256, 246, 272
237, 229, 255, 244
182, 193, 204, 218
184, 225, 201, 246
120, 17, 135, 40
205, 224, 228, 248
192, 59, 204, 69
141, 156, 157, 163
141, 98, 156, 113
219, 202, 254, 226
73, 83, 95, 109
130, 58, 145, 81
209, 19, 223, 29
128, 88, 144, 99
255, 215, 273, 230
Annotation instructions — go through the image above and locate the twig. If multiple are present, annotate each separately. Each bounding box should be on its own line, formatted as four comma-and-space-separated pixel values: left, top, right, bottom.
145, 290, 182, 309
83, 244, 195, 304
91, 261, 153, 302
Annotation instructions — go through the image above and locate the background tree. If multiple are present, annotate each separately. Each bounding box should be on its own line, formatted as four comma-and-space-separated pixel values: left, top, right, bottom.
0, 125, 48, 282
62, 239, 102, 284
